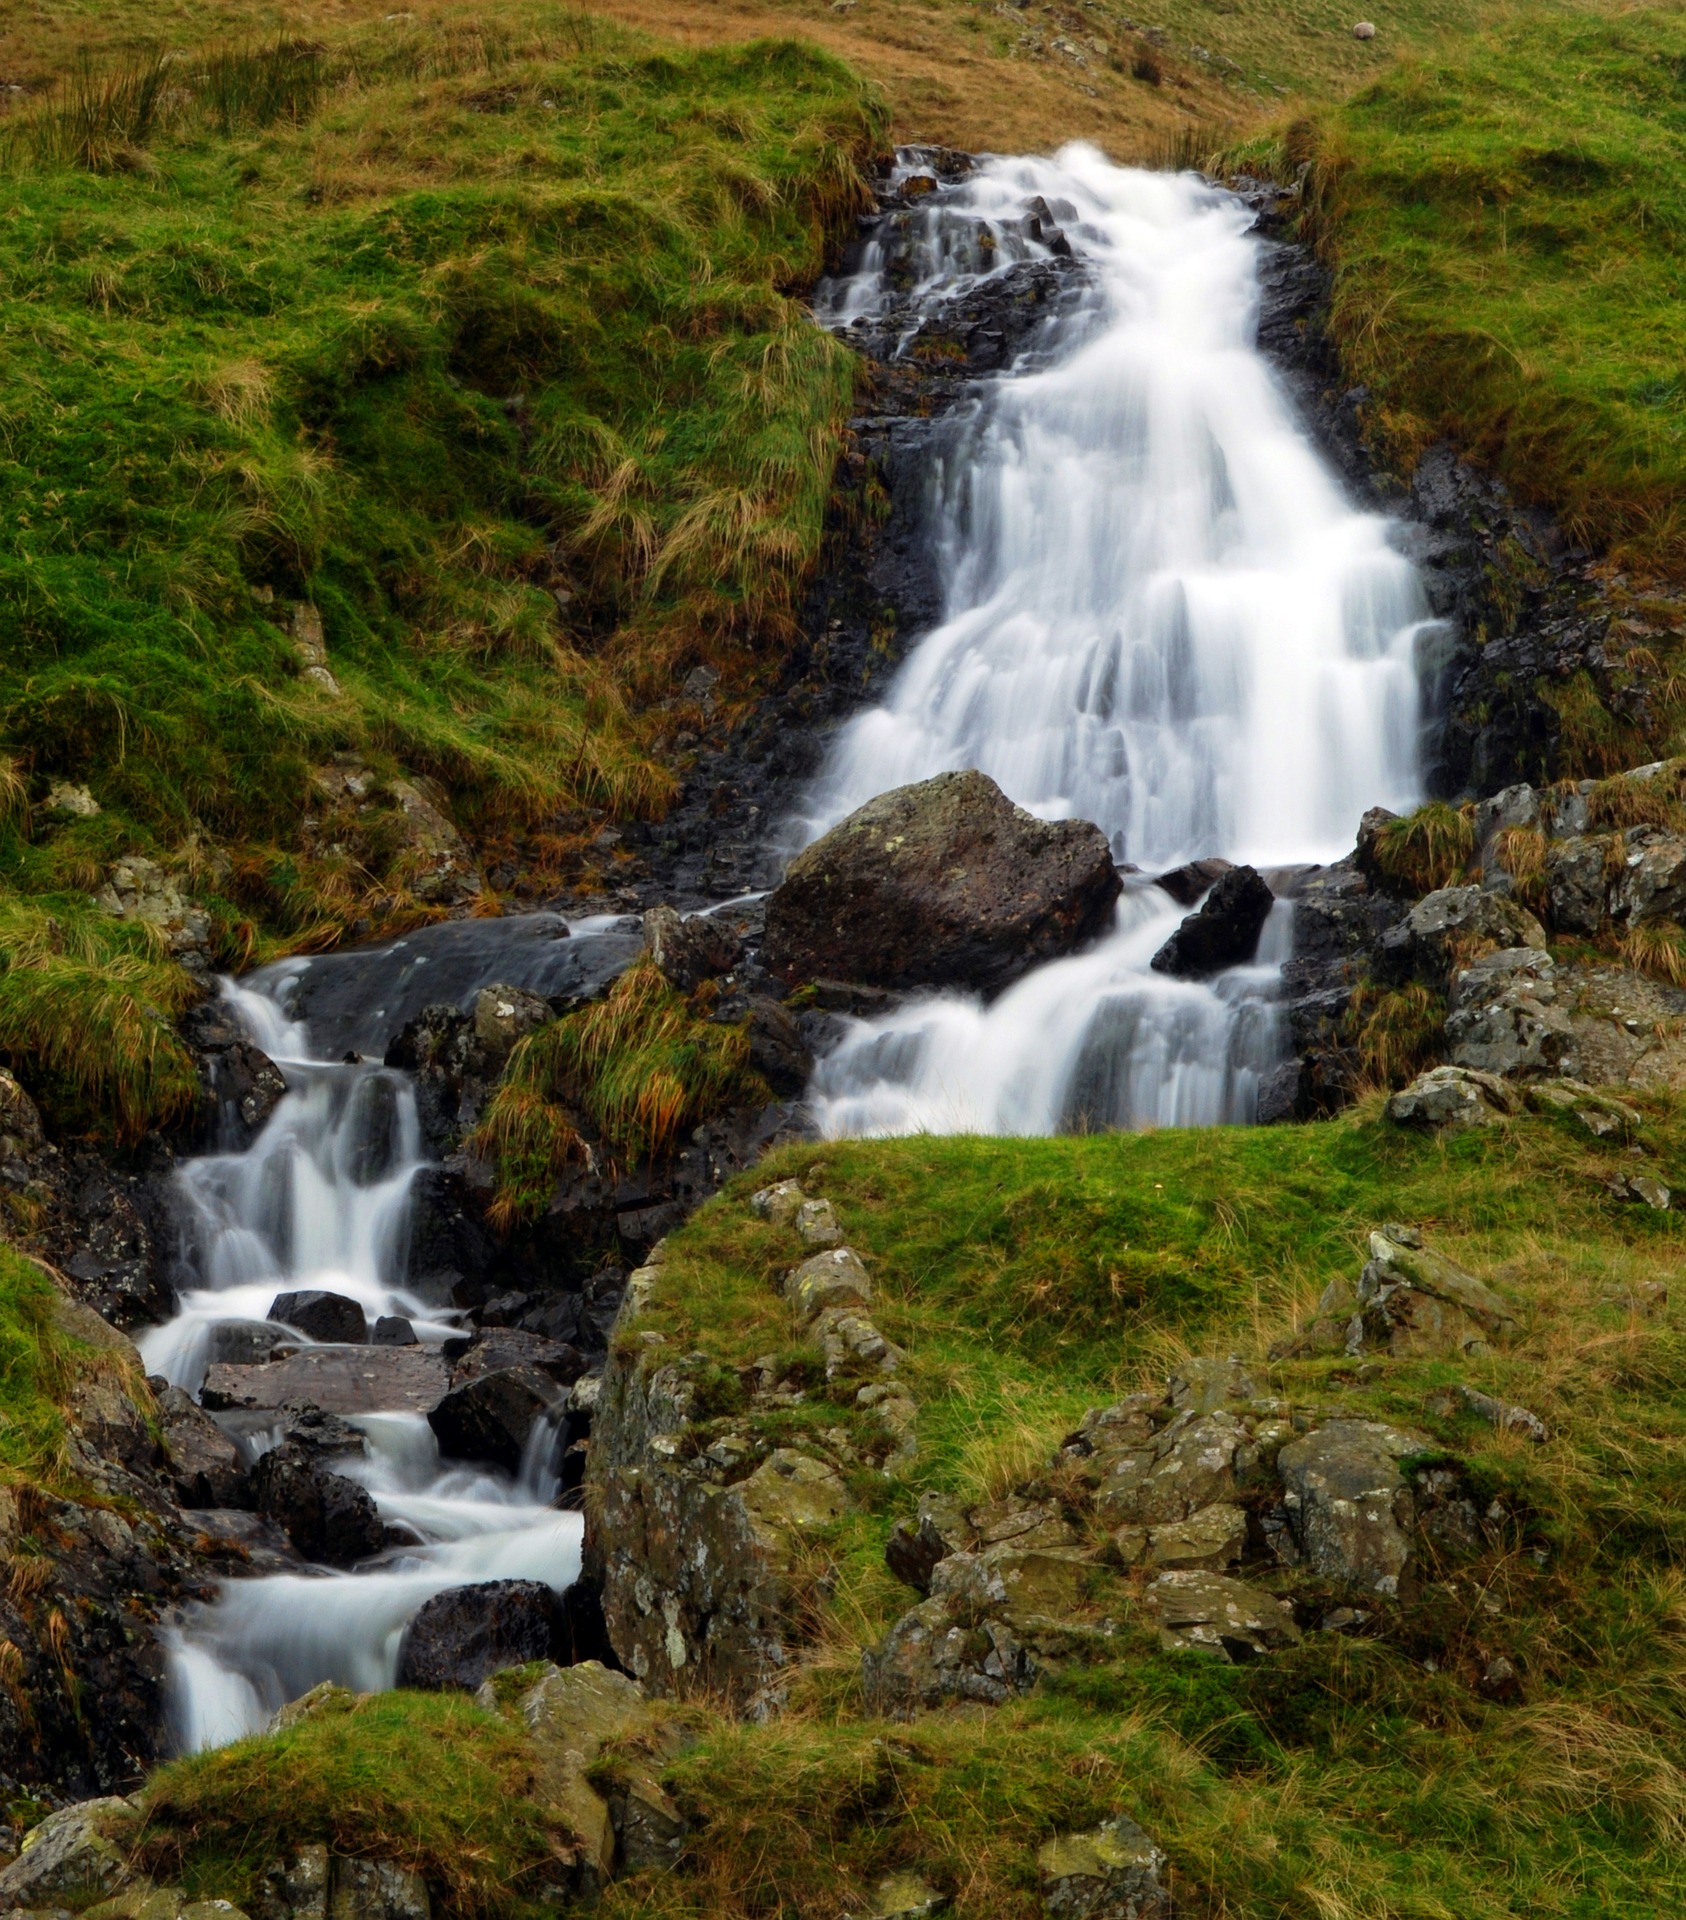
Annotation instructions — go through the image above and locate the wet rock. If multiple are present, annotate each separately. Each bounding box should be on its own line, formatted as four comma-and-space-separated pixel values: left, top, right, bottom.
1038, 1814, 1170, 1919
1144, 1568, 1302, 1659
1351, 1227, 1521, 1356
180, 998, 288, 1149
1276, 1418, 1431, 1596
448, 1328, 589, 1389
406, 1167, 499, 1298
0, 1799, 136, 1907
1152, 856, 1233, 906
1424, 1383, 1550, 1443
201, 1346, 449, 1416
785, 1247, 874, 1321
763, 770, 1121, 997
428, 1364, 560, 1473
155, 1384, 248, 1508
372, 1316, 418, 1346
396, 1579, 559, 1690
1386, 1064, 1520, 1131
328, 1859, 430, 1920
208, 1321, 296, 1366
1444, 948, 1576, 1079
1378, 885, 1546, 989
471, 983, 553, 1064
642, 906, 742, 990
251, 1443, 384, 1567
268, 1290, 368, 1345
1150, 865, 1274, 977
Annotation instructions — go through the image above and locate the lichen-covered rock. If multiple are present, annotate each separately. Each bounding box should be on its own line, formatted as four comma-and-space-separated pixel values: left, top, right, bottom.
1544, 835, 1614, 935
641, 905, 742, 991
785, 1247, 873, 1321
1378, 884, 1545, 988
850, 1872, 948, 1920
1143, 1569, 1301, 1659
1110, 1501, 1246, 1572
0, 1798, 137, 1907
763, 770, 1121, 997
1386, 1064, 1520, 1131
1276, 1419, 1431, 1596
1351, 1227, 1520, 1357
470, 983, 553, 1063
1611, 829, 1686, 925
1424, 1384, 1551, 1444
885, 1494, 977, 1593
794, 1198, 843, 1247
1444, 948, 1576, 1079
328, 1859, 429, 1920
750, 1180, 806, 1225
1038, 1814, 1170, 1919
1089, 1410, 1248, 1527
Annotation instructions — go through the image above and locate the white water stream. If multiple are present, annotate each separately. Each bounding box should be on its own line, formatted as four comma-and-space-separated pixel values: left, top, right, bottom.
805, 148, 1437, 1135
155, 954, 591, 1752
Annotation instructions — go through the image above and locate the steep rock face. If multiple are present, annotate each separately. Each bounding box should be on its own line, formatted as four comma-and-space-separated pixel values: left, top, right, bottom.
763, 771, 1121, 996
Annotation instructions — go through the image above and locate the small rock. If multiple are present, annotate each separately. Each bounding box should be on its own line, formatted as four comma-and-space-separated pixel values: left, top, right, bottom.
794, 1197, 843, 1247
1144, 1569, 1301, 1659
0, 1800, 136, 1907
471, 983, 553, 1063
1166, 1354, 1255, 1413
738, 1449, 850, 1533
1380, 884, 1545, 989
1479, 1654, 1523, 1703
270, 1679, 358, 1731
372, 1315, 418, 1346
1111, 1500, 1246, 1572
1152, 856, 1233, 907
328, 1858, 430, 1920
1444, 947, 1575, 1080
1386, 1064, 1520, 1132
1351, 1227, 1521, 1357
155, 1384, 248, 1508
1603, 1279, 1668, 1315
268, 1290, 368, 1344
396, 1579, 558, 1691
786, 1247, 874, 1321
1352, 19, 1376, 38
751, 1179, 807, 1226
1150, 865, 1274, 977
886, 1494, 977, 1593
642, 905, 742, 990
1038, 1813, 1171, 1919
1525, 1078, 1641, 1141
1425, 1383, 1550, 1444
42, 780, 101, 820
1276, 1418, 1431, 1596
852, 1872, 947, 1919
1608, 1172, 1671, 1210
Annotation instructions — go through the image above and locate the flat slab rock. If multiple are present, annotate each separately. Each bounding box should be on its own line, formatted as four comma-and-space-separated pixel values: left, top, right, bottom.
201, 1346, 449, 1415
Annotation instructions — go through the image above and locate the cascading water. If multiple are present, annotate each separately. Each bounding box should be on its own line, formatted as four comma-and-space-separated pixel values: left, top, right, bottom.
804, 147, 1440, 1136
151, 929, 621, 1751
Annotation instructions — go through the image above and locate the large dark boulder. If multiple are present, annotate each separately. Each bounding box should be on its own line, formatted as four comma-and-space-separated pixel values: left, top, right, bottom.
250, 1442, 384, 1567
1151, 866, 1275, 977
395, 1579, 559, 1690
268, 1289, 368, 1344
428, 1364, 560, 1473
763, 771, 1121, 996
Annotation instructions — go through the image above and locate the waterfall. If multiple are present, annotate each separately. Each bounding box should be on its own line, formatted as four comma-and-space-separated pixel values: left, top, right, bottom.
153, 933, 617, 1752
804, 147, 1439, 1136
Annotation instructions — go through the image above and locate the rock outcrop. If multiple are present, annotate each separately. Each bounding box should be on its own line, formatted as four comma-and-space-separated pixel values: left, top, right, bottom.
1150, 865, 1274, 977
763, 771, 1121, 997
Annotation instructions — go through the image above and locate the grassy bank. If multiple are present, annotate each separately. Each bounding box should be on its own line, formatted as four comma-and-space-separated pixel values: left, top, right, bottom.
141, 1104, 1686, 1916
1303, 2, 1686, 573
0, 11, 880, 1136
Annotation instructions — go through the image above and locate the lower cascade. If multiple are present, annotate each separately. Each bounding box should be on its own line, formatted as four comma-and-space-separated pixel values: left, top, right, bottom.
148, 149, 1443, 1751
804, 147, 1438, 1134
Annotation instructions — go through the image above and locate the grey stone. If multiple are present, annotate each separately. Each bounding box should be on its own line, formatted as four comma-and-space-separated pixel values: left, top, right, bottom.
371, 1316, 418, 1347
1386, 1064, 1520, 1132
1166, 1354, 1255, 1413
471, 983, 553, 1063
327, 1860, 429, 1920
641, 906, 742, 990
1612, 829, 1686, 925
156, 1384, 247, 1508
794, 1198, 843, 1247
1092, 1409, 1247, 1526
1144, 1568, 1300, 1659
201, 1347, 448, 1416
1352, 1227, 1521, 1356
1544, 835, 1613, 936
785, 1247, 873, 1322
1382, 885, 1545, 988
1445, 947, 1576, 1079
1424, 1384, 1550, 1444
1110, 1500, 1246, 1572
429, 1365, 560, 1473
1038, 1814, 1170, 1919
885, 1494, 977, 1593
1276, 1419, 1431, 1596
0, 1800, 136, 1907
396, 1580, 557, 1690
750, 1180, 806, 1225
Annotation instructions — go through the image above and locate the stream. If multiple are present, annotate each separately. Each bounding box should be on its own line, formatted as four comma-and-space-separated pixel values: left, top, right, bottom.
155, 145, 1441, 1748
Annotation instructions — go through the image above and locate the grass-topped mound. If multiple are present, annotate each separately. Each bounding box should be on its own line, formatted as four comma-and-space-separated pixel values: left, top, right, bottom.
0, 9, 881, 1137
1302, 2, 1686, 576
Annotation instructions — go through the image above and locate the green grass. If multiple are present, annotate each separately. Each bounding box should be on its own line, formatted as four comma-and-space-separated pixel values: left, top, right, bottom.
137, 1689, 570, 1919
1303, 2, 1686, 576
0, 12, 880, 1137
0, 1244, 79, 1487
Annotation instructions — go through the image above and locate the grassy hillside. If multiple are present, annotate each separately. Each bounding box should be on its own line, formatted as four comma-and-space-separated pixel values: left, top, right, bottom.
0, 12, 879, 1136
1303, 2, 1686, 573
139, 1103, 1686, 1916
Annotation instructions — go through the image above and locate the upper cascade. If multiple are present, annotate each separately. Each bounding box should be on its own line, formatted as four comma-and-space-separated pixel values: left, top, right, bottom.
804, 145, 1434, 873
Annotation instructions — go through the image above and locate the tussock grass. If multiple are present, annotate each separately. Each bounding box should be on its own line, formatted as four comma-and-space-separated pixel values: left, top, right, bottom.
1372, 800, 1475, 894
472, 961, 767, 1222
1344, 979, 1447, 1089
0, 1248, 78, 1490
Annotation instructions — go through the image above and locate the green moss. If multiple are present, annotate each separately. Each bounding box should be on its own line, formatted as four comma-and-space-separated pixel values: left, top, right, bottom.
137, 1691, 566, 1919
0, 1244, 77, 1487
